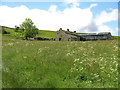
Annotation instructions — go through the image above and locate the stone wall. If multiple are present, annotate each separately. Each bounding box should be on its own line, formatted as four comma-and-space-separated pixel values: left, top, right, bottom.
56, 29, 78, 41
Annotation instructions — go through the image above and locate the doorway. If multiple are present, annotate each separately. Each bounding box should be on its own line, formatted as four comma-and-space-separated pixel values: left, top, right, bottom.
59, 38, 62, 41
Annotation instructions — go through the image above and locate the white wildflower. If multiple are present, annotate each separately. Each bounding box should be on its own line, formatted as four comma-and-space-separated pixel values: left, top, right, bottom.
80, 61, 83, 64
97, 79, 101, 82
25, 43, 28, 46
74, 58, 79, 62
45, 47, 49, 49
23, 56, 27, 59
108, 74, 110, 77
80, 67, 83, 70
8, 43, 13, 46
66, 53, 71, 56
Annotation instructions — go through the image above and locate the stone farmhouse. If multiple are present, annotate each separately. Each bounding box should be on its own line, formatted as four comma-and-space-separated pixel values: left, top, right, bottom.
56, 28, 113, 41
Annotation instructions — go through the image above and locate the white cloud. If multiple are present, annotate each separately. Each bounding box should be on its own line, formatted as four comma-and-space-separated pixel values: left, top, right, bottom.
97, 25, 113, 32
64, 0, 79, 7
0, 3, 118, 36
0, 5, 92, 32
116, 28, 118, 31
116, 27, 120, 33
48, 5, 57, 12
95, 9, 118, 25
89, 3, 98, 9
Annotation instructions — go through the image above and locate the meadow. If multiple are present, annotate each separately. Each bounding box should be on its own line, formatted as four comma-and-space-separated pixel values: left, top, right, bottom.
2, 34, 118, 88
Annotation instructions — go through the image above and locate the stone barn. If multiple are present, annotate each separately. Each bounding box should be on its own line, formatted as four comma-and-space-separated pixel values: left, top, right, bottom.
56, 28, 113, 41
56, 28, 79, 41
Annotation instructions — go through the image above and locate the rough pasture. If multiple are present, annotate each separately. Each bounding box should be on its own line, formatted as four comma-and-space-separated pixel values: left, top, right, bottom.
2, 36, 118, 88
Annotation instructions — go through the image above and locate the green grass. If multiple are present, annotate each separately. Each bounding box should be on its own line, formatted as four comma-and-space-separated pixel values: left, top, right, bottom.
113, 36, 120, 39
2, 35, 118, 88
3, 27, 16, 37
4, 27, 57, 38
37, 30, 56, 38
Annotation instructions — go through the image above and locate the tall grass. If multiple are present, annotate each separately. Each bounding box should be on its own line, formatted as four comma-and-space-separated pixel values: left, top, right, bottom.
2, 35, 118, 88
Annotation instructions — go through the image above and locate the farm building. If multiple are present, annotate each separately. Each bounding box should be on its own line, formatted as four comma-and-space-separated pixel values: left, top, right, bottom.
56, 28, 113, 41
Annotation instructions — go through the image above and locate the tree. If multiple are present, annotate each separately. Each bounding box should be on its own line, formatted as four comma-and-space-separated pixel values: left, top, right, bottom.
19, 18, 38, 39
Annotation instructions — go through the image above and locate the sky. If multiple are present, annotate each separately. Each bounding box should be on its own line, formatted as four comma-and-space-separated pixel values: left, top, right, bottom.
0, 0, 119, 36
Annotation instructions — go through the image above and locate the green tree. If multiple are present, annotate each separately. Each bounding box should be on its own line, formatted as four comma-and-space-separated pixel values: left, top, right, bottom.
19, 18, 38, 39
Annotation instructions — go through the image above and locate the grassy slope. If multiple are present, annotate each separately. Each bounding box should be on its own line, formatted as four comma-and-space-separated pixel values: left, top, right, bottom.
2, 35, 118, 88
4, 28, 16, 37
3, 27, 56, 38
37, 30, 56, 38
4, 27, 120, 39
4, 28, 85, 39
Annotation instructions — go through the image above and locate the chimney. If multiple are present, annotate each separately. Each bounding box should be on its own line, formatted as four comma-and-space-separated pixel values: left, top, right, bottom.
59, 28, 62, 30
67, 29, 69, 31
74, 31, 76, 33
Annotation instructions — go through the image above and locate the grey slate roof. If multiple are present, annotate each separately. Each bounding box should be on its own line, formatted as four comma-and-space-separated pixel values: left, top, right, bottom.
59, 29, 111, 37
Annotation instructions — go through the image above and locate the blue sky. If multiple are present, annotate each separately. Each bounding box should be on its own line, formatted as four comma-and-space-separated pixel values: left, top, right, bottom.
0, 1, 118, 36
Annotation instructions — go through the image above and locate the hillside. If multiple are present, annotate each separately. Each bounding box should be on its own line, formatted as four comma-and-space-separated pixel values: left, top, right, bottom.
3, 27, 57, 38
3, 27, 120, 39
37, 30, 56, 38
3, 27, 89, 39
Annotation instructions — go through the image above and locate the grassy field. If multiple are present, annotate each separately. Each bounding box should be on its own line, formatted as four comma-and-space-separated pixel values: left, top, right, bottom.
2, 35, 118, 88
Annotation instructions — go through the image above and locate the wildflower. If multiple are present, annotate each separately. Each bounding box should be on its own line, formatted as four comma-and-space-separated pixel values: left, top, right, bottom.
100, 67, 104, 70
11, 39, 14, 40
97, 79, 101, 82
76, 69, 78, 71
116, 63, 118, 67
80, 67, 83, 70
45, 47, 49, 49
16, 42, 19, 44
82, 42, 86, 43
80, 61, 83, 64
108, 74, 110, 77
113, 61, 116, 64
66, 45, 69, 47
25, 43, 28, 46
66, 53, 71, 56
3, 68, 9, 72
8, 43, 13, 46
74, 58, 79, 62
95, 74, 99, 78
23, 56, 27, 59
113, 57, 116, 60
